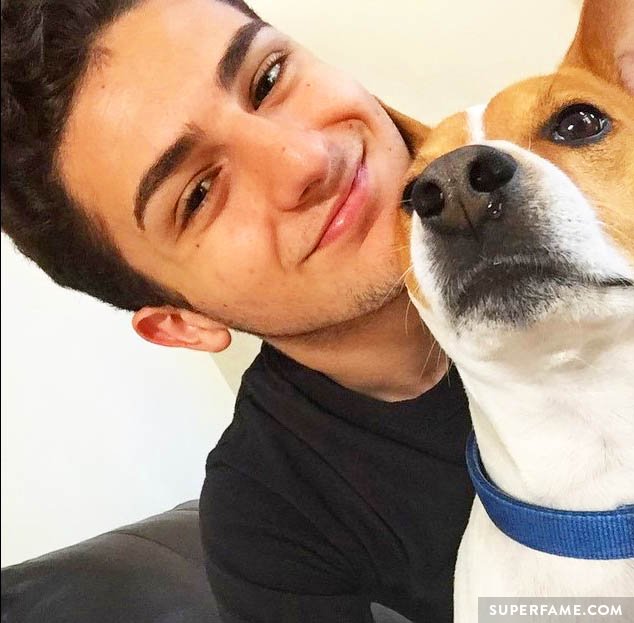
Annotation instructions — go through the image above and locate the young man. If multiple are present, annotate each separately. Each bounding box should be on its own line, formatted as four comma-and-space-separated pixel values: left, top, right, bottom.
1, 0, 473, 621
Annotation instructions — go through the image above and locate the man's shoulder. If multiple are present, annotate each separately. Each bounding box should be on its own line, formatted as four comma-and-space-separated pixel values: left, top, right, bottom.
199, 460, 362, 595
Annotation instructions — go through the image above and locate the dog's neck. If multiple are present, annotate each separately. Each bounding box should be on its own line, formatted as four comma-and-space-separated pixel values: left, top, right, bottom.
449, 308, 634, 512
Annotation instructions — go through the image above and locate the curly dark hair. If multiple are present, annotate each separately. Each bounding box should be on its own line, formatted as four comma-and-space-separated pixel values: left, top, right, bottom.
1, 0, 260, 312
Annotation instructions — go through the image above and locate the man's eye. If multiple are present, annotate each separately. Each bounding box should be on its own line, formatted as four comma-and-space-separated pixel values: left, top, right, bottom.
182, 177, 212, 225
251, 52, 287, 110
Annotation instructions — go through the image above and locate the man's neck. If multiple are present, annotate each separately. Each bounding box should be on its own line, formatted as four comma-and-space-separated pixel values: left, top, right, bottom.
268, 293, 447, 402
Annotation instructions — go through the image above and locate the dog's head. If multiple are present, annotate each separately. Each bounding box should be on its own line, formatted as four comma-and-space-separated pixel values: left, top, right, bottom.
394, 0, 634, 356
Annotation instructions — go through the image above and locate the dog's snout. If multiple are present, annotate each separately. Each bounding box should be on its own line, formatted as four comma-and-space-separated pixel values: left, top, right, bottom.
405, 145, 518, 234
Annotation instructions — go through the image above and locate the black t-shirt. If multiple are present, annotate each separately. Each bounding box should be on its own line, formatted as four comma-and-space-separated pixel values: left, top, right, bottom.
199, 343, 474, 623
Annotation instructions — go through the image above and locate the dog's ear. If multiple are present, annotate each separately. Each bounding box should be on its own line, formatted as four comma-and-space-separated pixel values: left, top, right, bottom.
378, 99, 431, 156
562, 0, 634, 95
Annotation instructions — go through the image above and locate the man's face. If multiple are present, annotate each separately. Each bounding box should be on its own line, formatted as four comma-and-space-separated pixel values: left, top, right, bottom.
60, 0, 411, 338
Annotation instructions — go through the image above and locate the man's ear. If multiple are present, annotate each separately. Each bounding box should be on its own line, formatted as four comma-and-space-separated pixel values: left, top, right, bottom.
132, 307, 232, 353
377, 99, 431, 156
562, 0, 634, 95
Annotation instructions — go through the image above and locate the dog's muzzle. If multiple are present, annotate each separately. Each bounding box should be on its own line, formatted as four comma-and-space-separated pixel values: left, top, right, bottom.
401, 144, 606, 325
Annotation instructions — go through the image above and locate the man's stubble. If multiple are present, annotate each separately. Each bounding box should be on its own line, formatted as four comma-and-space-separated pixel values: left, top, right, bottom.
196, 253, 407, 345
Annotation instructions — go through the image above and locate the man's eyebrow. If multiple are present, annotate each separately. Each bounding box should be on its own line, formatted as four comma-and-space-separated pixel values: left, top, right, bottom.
134, 124, 202, 230
217, 19, 269, 91
134, 21, 269, 231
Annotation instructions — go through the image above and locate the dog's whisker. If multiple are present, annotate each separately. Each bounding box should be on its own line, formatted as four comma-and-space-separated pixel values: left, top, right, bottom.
435, 339, 444, 376
417, 318, 443, 381
419, 336, 437, 382
446, 356, 455, 386
390, 244, 412, 254
378, 266, 413, 308
404, 296, 413, 336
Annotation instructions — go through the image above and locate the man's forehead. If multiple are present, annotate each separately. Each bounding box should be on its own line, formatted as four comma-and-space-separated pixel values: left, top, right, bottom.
87, 0, 251, 78
59, 0, 252, 225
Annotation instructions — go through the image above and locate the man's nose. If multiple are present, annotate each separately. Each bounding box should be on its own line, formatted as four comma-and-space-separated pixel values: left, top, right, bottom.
403, 145, 518, 234
238, 119, 332, 211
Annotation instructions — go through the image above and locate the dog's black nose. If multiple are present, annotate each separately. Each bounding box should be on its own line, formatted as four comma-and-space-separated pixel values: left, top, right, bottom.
404, 145, 518, 234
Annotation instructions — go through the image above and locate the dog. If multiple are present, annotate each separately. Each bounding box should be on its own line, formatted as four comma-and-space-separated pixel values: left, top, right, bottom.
388, 0, 634, 620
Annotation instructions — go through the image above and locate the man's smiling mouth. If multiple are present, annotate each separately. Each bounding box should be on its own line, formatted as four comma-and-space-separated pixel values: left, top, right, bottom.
307, 146, 369, 257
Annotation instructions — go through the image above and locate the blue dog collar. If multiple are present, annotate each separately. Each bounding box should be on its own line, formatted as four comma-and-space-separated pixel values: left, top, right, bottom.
466, 432, 634, 560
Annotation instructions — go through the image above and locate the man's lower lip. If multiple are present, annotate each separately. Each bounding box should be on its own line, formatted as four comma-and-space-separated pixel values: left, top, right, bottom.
316, 158, 369, 250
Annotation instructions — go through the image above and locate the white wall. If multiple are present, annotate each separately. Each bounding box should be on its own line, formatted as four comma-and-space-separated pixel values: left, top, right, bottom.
1, 237, 236, 566
252, 0, 581, 125
2, 0, 581, 567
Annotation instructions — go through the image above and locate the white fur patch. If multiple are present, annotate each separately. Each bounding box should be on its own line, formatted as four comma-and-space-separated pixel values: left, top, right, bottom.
466, 104, 487, 143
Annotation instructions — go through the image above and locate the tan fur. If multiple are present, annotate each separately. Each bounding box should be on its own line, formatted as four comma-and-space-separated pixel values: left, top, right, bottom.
564, 0, 634, 90
482, 68, 634, 262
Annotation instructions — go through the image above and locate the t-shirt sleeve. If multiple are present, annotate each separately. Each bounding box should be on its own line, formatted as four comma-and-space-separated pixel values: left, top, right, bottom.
199, 465, 375, 623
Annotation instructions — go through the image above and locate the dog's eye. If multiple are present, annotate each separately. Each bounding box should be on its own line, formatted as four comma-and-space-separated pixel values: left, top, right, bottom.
547, 104, 611, 146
